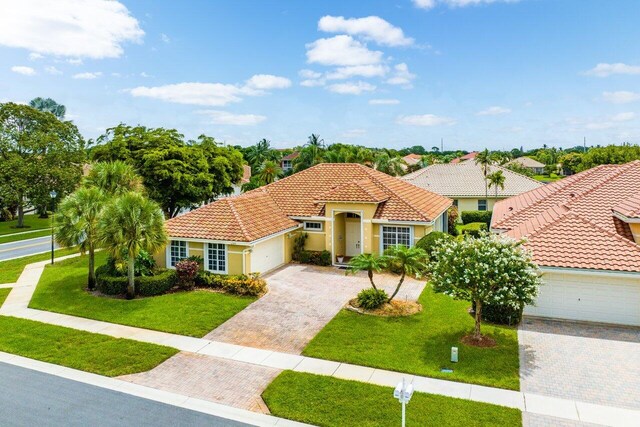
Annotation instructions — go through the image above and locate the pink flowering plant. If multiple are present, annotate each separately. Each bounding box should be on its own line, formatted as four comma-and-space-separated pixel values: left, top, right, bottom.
430, 232, 542, 343
175, 259, 200, 289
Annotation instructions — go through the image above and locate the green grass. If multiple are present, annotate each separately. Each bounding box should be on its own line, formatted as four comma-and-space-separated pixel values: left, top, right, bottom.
533, 174, 562, 183
0, 288, 10, 305
0, 247, 78, 284
0, 314, 177, 376
0, 229, 52, 244
30, 252, 257, 337
303, 286, 520, 390
0, 214, 52, 236
263, 371, 522, 427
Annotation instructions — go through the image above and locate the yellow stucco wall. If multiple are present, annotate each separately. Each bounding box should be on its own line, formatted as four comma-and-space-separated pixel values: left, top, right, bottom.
454, 197, 503, 214
157, 240, 246, 275
305, 231, 327, 252
227, 244, 247, 275
630, 223, 640, 245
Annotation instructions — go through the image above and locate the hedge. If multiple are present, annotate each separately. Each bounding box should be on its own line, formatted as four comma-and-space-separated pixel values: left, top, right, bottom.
298, 250, 332, 266
459, 222, 488, 238
460, 210, 493, 227
415, 231, 453, 261
95, 265, 177, 297
473, 301, 524, 326
195, 271, 266, 296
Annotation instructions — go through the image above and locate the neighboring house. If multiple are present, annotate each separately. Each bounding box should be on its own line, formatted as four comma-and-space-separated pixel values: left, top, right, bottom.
228, 165, 252, 196
158, 163, 451, 275
281, 151, 299, 173
402, 162, 543, 214
450, 151, 478, 164
507, 156, 545, 175
491, 160, 640, 326
402, 153, 423, 167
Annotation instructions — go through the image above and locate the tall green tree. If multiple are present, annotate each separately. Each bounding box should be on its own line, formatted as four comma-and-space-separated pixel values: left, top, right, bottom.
84, 161, 142, 196
347, 253, 388, 291
383, 245, 427, 302
29, 97, 66, 120
55, 187, 106, 290
474, 149, 493, 198
98, 192, 167, 299
374, 153, 405, 176
0, 102, 84, 227
487, 170, 506, 197
258, 160, 282, 185
245, 138, 279, 170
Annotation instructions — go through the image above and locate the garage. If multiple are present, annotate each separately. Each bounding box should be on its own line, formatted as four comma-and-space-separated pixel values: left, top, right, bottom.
250, 235, 285, 275
525, 270, 640, 326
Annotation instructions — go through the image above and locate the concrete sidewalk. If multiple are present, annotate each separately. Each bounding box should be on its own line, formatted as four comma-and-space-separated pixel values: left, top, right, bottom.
1, 254, 638, 426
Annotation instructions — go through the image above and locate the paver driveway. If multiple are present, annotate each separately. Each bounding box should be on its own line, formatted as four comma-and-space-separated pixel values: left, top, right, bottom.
205, 264, 426, 354
519, 318, 640, 411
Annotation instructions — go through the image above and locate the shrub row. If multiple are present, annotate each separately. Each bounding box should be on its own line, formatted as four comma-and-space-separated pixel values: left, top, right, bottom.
195, 271, 266, 296
298, 250, 331, 266
459, 222, 488, 238
460, 210, 493, 227
474, 301, 524, 326
95, 265, 177, 297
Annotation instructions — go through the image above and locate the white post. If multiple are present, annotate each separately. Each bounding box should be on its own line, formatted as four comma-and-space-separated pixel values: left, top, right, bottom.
401, 377, 406, 427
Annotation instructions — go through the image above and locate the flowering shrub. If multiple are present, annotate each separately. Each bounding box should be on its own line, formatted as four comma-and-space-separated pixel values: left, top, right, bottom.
430, 232, 542, 339
175, 259, 200, 289
195, 271, 266, 296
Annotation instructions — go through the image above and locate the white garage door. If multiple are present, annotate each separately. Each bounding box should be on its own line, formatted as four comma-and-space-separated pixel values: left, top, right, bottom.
525, 271, 640, 326
250, 235, 284, 275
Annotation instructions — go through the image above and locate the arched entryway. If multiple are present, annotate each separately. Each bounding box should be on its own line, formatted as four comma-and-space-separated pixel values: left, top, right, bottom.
332, 212, 362, 264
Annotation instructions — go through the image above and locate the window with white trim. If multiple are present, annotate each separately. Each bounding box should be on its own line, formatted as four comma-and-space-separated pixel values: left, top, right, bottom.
303, 221, 323, 231
207, 243, 226, 273
478, 199, 488, 211
382, 226, 411, 250
169, 240, 187, 267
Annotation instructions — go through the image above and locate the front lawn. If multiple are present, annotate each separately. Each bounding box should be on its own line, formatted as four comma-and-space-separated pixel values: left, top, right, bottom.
303, 286, 520, 390
263, 371, 522, 427
0, 214, 52, 235
0, 247, 78, 284
29, 252, 257, 337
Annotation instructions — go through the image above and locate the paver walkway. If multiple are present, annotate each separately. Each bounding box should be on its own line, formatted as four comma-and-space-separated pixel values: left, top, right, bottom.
1, 255, 639, 426
205, 264, 425, 353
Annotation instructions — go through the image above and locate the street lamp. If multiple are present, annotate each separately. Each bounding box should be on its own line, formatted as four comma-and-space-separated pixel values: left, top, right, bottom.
49, 190, 57, 264
394, 378, 414, 427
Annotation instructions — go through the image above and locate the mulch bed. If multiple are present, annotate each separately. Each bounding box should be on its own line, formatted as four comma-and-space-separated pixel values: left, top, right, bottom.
346, 298, 422, 317
460, 334, 497, 347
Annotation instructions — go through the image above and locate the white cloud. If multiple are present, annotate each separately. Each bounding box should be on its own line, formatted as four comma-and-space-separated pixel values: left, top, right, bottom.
45, 66, 62, 75
245, 74, 292, 90
326, 64, 388, 80
300, 78, 326, 87
140, 71, 151, 78
327, 81, 376, 95
386, 63, 415, 86
585, 112, 636, 130
73, 71, 102, 79
0, 0, 143, 59
160, 33, 170, 43
28, 52, 43, 60
306, 35, 383, 66
11, 65, 36, 75
369, 98, 400, 105
602, 91, 640, 104
318, 15, 413, 47
414, 0, 518, 8
611, 112, 636, 122
477, 106, 511, 116
67, 58, 83, 65
197, 110, 266, 126
585, 63, 640, 77
299, 69, 322, 79
341, 129, 367, 138
397, 114, 456, 126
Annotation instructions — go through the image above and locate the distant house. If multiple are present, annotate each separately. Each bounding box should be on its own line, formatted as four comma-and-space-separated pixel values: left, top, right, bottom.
281, 152, 299, 173
226, 165, 252, 197
491, 160, 640, 326
507, 156, 545, 175
402, 153, 423, 167
403, 161, 543, 214
450, 151, 478, 164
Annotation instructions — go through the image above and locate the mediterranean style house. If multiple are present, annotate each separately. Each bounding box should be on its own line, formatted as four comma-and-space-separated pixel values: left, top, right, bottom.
157, 163, 452, 275
491, 160, 640, 326
506, 156, 545, 175
402, 161, 543, 214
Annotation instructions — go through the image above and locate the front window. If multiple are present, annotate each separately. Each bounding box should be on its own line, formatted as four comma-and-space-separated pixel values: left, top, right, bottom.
283, 160, 292, 170
169, 240, 187, 267
453, 199, 458, 207
478, 199, 487, 211
207, 243, 226, 273
382, 226, 411, 250
304, 221, 323, 231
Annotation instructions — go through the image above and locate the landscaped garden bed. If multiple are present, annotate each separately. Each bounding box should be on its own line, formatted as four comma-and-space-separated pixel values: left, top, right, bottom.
262, 371, 522, 427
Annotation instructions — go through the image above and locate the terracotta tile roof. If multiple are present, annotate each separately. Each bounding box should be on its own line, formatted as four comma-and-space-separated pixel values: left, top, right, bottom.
166, 191, 299, 242
613, 194, 640, 219
402, 161, 543, 197
507, 156, 545, 169
402, 154, 422, 165
491, 160, 640, 272
316, 179, 389, 203
241, 165, 251, 184
450, 151, 478, 164
167, 163, 452, 242
281, 151, 299, 161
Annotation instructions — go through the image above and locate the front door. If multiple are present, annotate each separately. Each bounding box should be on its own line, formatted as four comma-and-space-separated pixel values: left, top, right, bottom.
345, 220, 361, 257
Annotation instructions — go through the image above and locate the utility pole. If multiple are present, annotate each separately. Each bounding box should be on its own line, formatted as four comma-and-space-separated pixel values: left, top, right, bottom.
441, 137, 443, 152
583, 136, 586, 152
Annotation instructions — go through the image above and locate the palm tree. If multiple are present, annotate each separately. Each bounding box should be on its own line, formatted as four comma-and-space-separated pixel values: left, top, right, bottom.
98, 192, 167, 299
258, 160, 282, 185
347, 253, 388, 291
29, 97, 66, 119
487, 170, 506, 198
84, 161, 142, 196
55, 187, 106, 290
474, 149, 493, 198
374, 153, 405, 176
383, 245, 427, 302
305, 134, 325, 162
246, 139, 274, 169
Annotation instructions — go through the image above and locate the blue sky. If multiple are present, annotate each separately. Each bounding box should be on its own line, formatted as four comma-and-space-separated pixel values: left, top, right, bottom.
1, 0, 639, 151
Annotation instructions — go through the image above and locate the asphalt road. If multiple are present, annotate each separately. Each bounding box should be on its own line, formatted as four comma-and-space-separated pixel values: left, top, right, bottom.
0, 236, 60, 261
0, 362, 252, 427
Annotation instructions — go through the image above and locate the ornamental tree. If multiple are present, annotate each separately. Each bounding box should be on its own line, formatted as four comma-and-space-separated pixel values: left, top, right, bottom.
430, 233, 542, 342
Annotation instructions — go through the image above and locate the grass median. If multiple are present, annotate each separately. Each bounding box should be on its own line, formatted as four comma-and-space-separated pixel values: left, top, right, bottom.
0, 247, 78, 284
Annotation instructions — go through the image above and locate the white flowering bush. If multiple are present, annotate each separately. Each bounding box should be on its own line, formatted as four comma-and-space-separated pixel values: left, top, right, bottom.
430, 232, 542, 340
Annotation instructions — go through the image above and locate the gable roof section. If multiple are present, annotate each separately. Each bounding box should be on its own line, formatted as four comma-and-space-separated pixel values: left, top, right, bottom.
281, 151, 299, 161
402, 153, 422, 165
450, 151, 478, 164
613, 194, 640, 219
491, 160, 640, 272
402, 161, 543, 198
508, 156, 545, 168
316, 178, 389, 203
